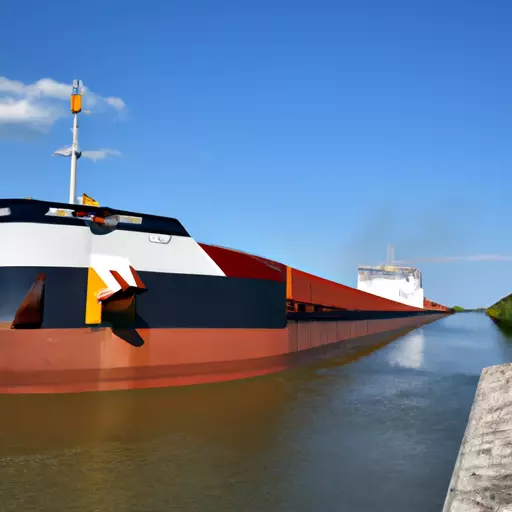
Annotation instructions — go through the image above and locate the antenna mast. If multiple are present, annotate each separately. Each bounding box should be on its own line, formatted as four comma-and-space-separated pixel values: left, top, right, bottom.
69, 80, 83, 204
386, 244, 395, 267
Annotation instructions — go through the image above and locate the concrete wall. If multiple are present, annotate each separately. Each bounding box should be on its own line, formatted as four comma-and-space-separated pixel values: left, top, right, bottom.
443, 362, 512, 511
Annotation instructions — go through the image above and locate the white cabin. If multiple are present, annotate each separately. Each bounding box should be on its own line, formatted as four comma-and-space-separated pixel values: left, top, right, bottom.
357, 265, 424, 309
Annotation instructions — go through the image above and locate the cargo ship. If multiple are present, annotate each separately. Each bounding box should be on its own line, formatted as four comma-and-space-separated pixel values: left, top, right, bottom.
0, 81, 452, 394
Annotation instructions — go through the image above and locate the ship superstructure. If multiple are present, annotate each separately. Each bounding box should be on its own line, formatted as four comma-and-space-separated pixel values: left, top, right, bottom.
356, 245, 425, 309
357, 264, 424, 309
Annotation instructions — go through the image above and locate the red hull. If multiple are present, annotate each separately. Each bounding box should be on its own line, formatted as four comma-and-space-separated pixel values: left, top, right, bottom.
0, 314, 445, 394
198, 245, 452, 313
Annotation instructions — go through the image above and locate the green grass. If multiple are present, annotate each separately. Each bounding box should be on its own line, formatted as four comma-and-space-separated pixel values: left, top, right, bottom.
452, 305, 486, 313
486, 293, 512, 324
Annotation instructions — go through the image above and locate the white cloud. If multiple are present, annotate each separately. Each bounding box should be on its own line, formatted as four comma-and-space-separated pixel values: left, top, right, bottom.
0, 76, 126, 133
105, 97, 126, 111
81, 149, 122, 161
0, 98, 65, 127
395, 254, 512, 264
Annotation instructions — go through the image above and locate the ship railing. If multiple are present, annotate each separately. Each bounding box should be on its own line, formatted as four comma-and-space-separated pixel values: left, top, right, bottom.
0, 198, 190, 237
45, 207, 143, 227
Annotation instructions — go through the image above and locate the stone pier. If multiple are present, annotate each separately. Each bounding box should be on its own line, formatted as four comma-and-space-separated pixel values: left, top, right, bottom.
443, 363, 512, 511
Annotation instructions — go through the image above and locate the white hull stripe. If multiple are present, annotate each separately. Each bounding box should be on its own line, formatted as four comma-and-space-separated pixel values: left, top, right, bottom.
0, 223, 226, 276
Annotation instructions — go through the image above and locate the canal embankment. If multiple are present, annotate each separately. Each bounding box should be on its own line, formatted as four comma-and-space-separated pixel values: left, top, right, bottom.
487, 294, 512, 327
443, 362, 512, 511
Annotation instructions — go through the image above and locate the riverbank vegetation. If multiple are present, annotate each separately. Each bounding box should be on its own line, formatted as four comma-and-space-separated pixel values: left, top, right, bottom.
452, 306, 487, 313
486, 294, 512, 325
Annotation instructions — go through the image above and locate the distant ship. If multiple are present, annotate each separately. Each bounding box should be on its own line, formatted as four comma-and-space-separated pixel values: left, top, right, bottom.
0, 81, 452, 394
357, 264, 424, 308
357, 246, 447, 312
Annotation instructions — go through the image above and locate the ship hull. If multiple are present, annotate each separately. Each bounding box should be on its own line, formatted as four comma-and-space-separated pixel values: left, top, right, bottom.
0, 198, 452, 395
0, 313, 445, 394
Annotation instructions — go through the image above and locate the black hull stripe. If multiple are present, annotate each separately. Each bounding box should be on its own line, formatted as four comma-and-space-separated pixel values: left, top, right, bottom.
135, 270, 287, 329
0, 267, 287, 329
0, 267, 88, 329
1, 267, 447, 330
287, 309, 451, 321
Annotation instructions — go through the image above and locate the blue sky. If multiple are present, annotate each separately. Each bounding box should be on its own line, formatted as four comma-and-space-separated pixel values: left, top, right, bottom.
0, 0, 511, 308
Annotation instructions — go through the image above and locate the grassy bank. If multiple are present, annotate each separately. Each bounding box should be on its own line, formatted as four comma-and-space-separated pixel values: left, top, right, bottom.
486, 294, 512, 325
452, 306, 486, 313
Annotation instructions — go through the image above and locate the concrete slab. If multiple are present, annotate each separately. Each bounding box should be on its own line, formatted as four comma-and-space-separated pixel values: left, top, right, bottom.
443, 362, 512, 511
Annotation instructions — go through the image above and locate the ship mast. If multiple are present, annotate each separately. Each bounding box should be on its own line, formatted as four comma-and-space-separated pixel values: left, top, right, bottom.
387, 244, 395, 267
68, 80, 83, 204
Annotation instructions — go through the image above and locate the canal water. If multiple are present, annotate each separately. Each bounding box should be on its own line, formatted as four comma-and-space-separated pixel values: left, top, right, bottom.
0, 313, 511, 512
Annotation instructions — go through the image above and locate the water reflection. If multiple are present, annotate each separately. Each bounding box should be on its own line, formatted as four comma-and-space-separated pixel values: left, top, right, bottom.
0, 376, 294, 457
0, 313, 511, 512
388, 330, 425, 369
489, 316, 512, 340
